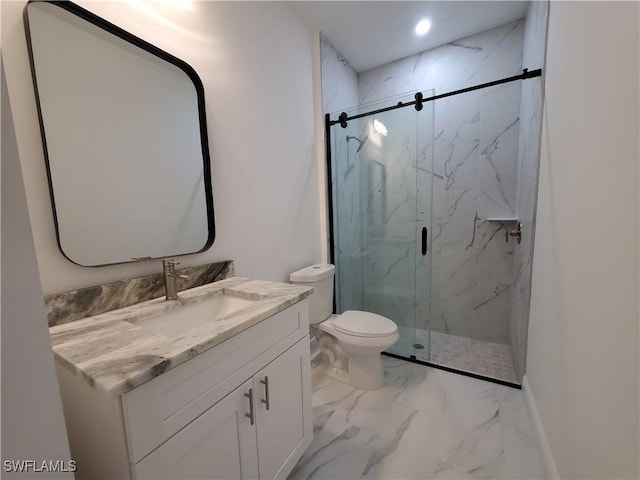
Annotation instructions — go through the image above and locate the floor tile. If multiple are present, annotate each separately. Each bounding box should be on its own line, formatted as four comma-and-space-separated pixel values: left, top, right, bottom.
290, 357, 545, 480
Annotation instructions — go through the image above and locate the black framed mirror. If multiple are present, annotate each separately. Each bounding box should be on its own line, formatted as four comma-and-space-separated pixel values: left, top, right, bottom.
24, 0, 215, 266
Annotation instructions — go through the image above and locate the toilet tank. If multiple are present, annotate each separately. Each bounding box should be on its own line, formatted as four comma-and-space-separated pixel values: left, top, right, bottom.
290, 264, 335, 325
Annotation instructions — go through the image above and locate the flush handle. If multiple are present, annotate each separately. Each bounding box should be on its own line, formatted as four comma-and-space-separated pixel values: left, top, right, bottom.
260, 376, 270, 411
244, 389, 254, 425
421, 227, 428, 255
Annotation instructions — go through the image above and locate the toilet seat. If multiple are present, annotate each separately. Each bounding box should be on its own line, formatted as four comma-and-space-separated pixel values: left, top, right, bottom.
332, 310, 397, 338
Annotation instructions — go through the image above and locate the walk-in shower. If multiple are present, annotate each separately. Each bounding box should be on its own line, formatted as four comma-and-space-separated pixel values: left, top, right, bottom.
322, 4, 549, 386
327, 68, 542, 387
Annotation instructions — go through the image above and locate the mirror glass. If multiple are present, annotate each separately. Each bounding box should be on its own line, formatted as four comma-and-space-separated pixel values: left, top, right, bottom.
25, 1, 215, 266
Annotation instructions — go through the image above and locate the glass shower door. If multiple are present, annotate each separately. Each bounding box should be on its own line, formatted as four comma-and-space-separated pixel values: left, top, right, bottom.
330, 92, 434, 359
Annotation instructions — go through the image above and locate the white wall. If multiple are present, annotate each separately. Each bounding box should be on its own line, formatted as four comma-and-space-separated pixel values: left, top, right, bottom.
1, 63, 73, 479
526, 2, 639, 478
2, 1, 321, 294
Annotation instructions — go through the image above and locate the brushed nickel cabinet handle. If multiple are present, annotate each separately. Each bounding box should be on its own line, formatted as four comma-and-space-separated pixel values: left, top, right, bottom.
260, 376, 270, 411
244, 389, 254, 425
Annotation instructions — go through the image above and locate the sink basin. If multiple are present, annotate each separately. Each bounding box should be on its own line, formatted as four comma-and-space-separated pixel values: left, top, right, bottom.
128, 291, 260, 337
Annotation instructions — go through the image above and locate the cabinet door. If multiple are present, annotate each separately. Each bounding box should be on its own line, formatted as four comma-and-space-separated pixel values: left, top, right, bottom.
255, 339, 312, 479
134, 379, 259, 480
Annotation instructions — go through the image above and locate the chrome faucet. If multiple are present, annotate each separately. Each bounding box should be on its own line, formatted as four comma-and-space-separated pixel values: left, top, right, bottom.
162, 260, 189, 300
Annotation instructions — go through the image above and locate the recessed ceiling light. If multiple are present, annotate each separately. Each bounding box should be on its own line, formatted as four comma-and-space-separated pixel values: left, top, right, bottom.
415, 19, 431, 36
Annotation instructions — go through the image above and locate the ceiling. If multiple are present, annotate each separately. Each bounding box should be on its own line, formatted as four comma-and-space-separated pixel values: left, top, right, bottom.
287, 1, 529, 72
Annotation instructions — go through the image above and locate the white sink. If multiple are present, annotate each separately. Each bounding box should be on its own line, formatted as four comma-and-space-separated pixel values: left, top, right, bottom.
128, 291, 260, 338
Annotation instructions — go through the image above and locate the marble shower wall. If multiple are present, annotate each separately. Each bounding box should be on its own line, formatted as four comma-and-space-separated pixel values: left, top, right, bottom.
320, 35, 363, 308
330, 96, 434, 334
510, 1, 548, 380
358, 101, 421, 331
320, 35, 358, 115
320, 35, 363, 311
358, 21, 525, 343
332, 118, 367, 311
321, 34, 433, 331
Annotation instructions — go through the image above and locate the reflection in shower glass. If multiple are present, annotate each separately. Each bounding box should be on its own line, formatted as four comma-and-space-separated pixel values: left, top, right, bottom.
330, 92, 434, 362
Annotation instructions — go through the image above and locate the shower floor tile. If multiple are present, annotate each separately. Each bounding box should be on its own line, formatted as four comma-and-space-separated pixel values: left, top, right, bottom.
390, 328, 518, 384
288, 356, 545, 480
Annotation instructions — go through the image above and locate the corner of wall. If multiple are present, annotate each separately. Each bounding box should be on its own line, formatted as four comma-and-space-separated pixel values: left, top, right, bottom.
311, 31, 330, 263
1, 60, 73, 478
522, 375, 560, 479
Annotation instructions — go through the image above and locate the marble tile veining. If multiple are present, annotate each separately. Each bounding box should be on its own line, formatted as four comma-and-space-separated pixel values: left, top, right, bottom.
49, 277, 312, 394
45, 260, 234, 326
332, 21, 526, 363
509, 0, 548, 381
321, 34, 359, 115
289, 357, 544, 480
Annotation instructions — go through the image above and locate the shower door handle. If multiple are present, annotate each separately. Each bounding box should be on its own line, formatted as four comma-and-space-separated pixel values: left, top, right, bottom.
421, 227, 428, 255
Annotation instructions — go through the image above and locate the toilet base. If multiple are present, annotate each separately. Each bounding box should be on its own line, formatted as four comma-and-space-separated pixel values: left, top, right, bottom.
321, 363, 349, 384
314, 316, 399, 391
320, 353, 385, 390
347, 353, 384, 390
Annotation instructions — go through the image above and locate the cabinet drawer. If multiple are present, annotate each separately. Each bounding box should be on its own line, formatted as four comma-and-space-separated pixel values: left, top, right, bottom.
123, 300, 308, 463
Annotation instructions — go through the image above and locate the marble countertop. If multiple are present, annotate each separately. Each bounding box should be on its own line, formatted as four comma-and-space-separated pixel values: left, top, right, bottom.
49, 278, 312, 395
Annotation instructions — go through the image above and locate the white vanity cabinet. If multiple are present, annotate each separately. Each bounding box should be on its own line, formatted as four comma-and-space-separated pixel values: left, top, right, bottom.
55, 300, 312, 480
133, 339, 309, 479
134, 377, 259, 480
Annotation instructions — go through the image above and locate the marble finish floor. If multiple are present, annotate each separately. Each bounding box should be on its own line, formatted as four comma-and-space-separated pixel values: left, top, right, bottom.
289, 357, 544, 480
391, 328, 518, 384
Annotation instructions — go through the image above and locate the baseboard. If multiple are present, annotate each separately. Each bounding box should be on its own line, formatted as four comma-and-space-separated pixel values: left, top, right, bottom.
522, 375, 560, 479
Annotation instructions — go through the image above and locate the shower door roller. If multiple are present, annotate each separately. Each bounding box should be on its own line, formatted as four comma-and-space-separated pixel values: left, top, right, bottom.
421, 227, 428, 255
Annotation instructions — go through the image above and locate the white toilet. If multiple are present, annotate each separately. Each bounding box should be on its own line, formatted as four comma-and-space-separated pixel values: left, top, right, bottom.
290, 264, 399, 390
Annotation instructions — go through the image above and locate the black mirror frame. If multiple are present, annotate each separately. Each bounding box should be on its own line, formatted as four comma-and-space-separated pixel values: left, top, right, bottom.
23, 0, 215, 266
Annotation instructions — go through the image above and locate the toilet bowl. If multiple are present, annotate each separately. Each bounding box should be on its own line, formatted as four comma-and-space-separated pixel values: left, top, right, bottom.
290, 264, 399, 390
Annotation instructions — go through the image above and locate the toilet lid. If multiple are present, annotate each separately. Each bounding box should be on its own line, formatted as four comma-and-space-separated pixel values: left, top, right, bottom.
333, 310, 397, 338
